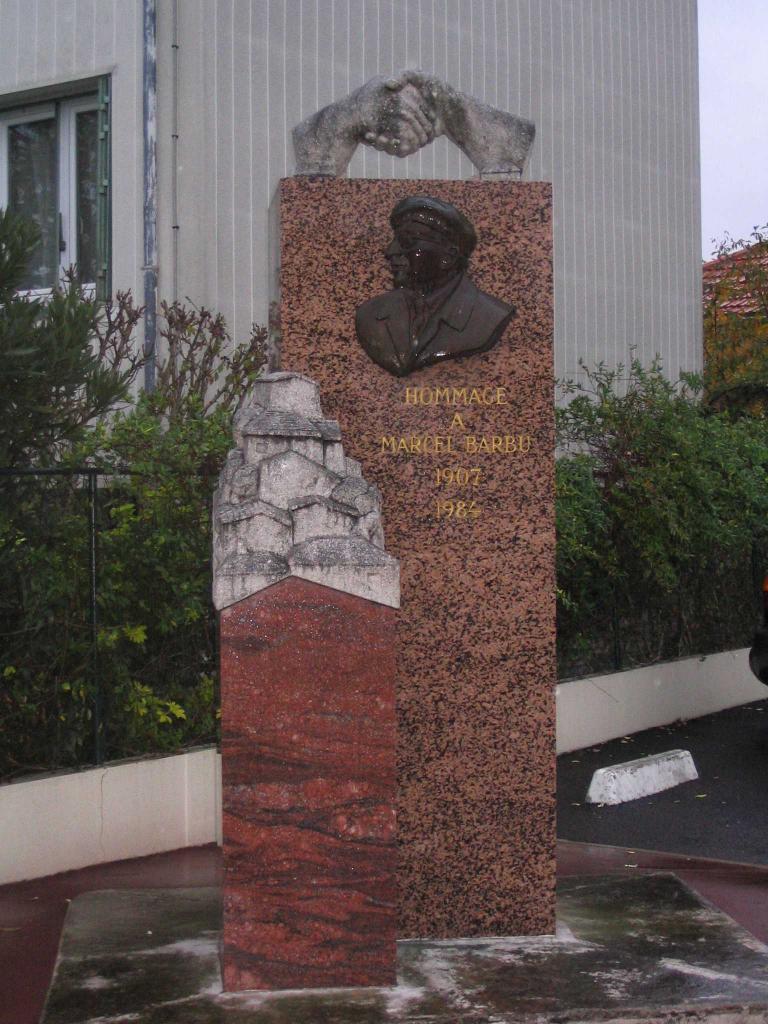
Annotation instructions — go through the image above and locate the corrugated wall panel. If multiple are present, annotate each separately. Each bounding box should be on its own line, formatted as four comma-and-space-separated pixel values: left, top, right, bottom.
0, 6, 19, 87
34, 0, 58, 81
0, 0, 701, 382
171, 0, 700, 379
232, 1, 254, 326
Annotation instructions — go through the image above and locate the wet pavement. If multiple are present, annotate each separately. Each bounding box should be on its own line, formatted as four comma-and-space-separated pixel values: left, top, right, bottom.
5, 844, 768, 1024
39, 875, 768, 1023
5, 699, 768, 1023
557, 698, 768, 865
0, 845, 221, 1024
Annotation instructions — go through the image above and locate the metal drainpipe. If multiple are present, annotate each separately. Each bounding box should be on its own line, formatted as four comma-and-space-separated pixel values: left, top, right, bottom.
171, 0, 179, 303
143, 0, 158, 392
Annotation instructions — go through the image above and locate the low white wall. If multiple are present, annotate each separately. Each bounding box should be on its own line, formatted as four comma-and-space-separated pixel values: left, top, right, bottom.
2, 650, 764, 883
0, 746, 222, 886
557, 647, 764, 754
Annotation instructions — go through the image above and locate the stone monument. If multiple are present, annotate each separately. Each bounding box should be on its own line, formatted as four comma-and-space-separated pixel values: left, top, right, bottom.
214, 373, 399, 990
33, 67, 768, 1024
216, 71, 554, 990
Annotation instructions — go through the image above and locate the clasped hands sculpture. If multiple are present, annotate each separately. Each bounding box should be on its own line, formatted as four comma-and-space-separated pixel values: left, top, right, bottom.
291, 71, 535, 375
293, 70, 535, 178
357, 71, 445, 157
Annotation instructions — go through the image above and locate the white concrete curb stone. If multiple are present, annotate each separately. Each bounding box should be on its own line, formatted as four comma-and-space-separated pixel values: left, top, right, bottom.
585, 749, 699, 806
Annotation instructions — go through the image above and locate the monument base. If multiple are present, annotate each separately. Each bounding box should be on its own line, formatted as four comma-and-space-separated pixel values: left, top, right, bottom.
41, 875, 768, 1022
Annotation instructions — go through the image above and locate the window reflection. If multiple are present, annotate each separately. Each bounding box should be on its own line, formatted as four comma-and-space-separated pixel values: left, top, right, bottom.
9, 118, 58, 290
76, 109, 98, 284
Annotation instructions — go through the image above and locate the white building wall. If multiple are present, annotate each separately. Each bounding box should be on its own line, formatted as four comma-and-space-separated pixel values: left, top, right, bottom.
162, 0, 702, 381
0, 0, 702, 381
0, 0, 144, 302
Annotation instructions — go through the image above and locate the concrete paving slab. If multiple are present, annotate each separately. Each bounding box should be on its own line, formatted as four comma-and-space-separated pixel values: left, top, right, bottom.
41, 875, 768, 1023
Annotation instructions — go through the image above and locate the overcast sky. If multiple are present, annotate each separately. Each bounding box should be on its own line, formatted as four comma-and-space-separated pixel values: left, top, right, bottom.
698, 0, 768, 258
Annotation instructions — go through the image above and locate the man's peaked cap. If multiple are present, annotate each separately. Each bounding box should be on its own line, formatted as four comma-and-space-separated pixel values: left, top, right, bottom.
390, 196, 477, 257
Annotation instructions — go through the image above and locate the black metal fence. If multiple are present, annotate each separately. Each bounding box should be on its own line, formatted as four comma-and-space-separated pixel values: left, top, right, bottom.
0, 467, 218, 780
556, 545, 766, 682
2, 466, 762, 778
1, 467, 105, 763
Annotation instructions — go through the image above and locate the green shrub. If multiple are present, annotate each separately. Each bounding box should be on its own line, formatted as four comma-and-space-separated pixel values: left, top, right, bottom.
5, 200, 768, 772
0, 208, 144, 469
0, 208, 265, 776
0, 404, 236, 776
556, 358, 768, 677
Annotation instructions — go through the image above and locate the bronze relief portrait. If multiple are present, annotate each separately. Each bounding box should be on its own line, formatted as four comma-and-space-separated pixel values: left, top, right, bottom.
355, 197, 514, 377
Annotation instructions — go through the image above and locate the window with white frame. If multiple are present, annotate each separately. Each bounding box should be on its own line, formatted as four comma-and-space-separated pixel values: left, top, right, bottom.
0, 78, 110, 296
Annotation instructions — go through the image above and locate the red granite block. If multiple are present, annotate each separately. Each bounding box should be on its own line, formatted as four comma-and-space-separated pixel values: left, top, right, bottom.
220, 576, 397, 991
278, 177, 556, 939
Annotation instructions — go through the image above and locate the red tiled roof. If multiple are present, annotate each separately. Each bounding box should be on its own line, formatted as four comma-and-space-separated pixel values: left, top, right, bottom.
703, 245, 768, 316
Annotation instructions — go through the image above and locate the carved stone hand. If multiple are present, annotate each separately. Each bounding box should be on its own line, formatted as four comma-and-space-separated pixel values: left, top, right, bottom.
292, 70, 534, 177
360, 77, 438, 157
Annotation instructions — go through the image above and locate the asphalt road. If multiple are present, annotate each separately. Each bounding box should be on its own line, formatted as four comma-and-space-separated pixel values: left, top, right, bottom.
557, 697, 768, 865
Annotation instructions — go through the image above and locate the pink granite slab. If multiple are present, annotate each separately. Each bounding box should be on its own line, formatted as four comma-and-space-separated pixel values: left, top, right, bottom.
278, 177, 556, 939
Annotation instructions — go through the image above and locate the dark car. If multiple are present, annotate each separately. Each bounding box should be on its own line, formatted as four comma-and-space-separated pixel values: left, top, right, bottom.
749, 575, 768, 684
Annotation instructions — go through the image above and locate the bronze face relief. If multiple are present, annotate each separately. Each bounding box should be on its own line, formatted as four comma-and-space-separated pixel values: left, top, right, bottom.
355, 197, 514, 377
